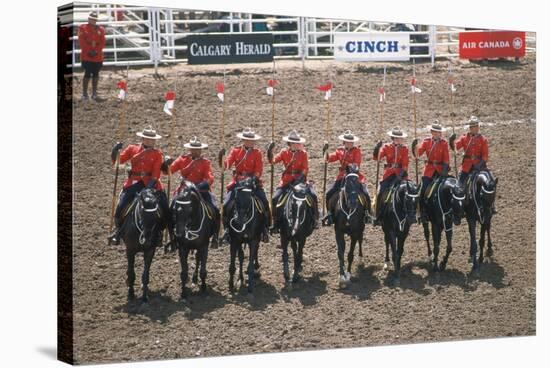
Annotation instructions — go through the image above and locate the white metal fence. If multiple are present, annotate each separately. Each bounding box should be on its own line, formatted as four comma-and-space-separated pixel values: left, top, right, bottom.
59, 3, 536, 68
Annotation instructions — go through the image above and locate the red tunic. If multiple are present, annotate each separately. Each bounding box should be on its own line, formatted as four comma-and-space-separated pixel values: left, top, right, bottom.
418, 137, 450, 177
271, 149, 309, 187
78, 23, 106, 62
224, 146, 264, 190
455, 133, 489, 173
374, 143, 409, 181
170, 154, 214, 187
117, 144, 164, 190
327, 146, 366, 183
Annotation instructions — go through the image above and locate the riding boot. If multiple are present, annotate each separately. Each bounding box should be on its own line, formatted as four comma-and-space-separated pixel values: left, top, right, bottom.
82, 76, 90, 100
261, 213, 270, 243
108, 217, 122, 245
211, 211, 221, 249
322, 211, 334, 226
373, 193, 384, 226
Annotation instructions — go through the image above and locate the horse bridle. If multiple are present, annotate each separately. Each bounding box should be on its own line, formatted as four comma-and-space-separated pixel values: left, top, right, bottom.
285, 188, 307, 229
174, 190, 206, 241
134, 193, 160, 245
392, 182, 419, 232
340, 172, 360, 220
229, 187, 256, 233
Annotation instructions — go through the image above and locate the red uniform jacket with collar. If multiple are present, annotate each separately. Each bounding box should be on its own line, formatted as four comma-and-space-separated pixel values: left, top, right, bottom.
271, 148, 309, 187
455, 133, 489, 173
224, 146, 264, 190
327, 146, 366, 183
78, 23, 106, 62
170, 154, 214, 187
418, 137, 450, 178
117, 144, 164, 190
374, 143, 409, 181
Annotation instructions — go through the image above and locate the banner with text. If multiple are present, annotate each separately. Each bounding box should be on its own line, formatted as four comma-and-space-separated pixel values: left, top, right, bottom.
459, 31, 526, 59
186, 34, 274, 64
334, 32, 411, 61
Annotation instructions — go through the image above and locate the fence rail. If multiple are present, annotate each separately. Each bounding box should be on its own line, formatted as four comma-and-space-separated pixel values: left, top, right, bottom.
61, 3, 536, 68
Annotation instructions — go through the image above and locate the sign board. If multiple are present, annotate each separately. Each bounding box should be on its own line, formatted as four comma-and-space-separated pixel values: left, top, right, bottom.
186, 34, 274, 64
334, 32, 411, 61
459, 31, 525, 59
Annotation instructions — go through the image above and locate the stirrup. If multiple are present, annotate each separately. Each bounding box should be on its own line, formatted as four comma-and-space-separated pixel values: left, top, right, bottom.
107, 232, 121, 245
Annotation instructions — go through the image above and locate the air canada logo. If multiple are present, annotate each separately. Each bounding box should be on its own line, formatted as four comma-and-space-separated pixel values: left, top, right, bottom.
512, 37, 523, 50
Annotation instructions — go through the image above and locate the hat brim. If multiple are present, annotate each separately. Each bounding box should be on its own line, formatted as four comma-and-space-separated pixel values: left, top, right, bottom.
236, 133, 262, 140
136, 132, 162, 139
387, 131, 408, 138
464, 123, 481, 130
338, 135, 360, 142
427, 125, 447, 132
283, 137, 306, 143
184, 143, 208, 149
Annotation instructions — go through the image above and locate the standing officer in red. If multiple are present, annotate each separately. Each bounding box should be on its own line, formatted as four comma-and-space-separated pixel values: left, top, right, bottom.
268, 130, 318, 233
450, 115, 496, 213
222, 127, 270, 243
78, 12, 106, 101
372, 127, 410, 226
108, 126, 170, 245
412, 121, 450, 223
323, 130, 370, 226
162, 136, 220, 246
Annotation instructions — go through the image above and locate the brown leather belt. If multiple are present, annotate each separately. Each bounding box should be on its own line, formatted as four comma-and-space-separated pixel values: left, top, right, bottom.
425, 160, 443, 165
128, 170, 152, 177
384, 163, 402, 168
463, 155, 480, 160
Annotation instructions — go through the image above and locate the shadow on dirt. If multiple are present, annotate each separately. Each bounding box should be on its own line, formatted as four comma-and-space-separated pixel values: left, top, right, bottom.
280, 271, 329, 307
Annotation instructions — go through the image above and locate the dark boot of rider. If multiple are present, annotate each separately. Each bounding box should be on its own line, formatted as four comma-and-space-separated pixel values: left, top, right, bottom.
82, 76, 90, 100
91, 76, 103, 101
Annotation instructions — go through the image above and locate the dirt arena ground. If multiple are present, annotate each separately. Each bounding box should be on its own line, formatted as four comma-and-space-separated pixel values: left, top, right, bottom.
70, 55, 536, 364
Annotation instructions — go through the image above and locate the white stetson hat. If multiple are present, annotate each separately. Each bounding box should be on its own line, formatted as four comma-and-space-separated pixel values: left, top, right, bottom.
236, 127, 262, 141
136, 125, 162, 139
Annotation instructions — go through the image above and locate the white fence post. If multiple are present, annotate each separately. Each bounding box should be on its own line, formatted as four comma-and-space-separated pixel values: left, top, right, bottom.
430, 25, 436, 67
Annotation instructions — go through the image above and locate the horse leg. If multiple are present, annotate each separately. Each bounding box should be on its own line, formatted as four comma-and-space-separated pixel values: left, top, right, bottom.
479, 223, 486, 266
282, 236, 290, 282
468, 219, 479, 272
384, 230, 390, 269
422, 221, 432, 260
229, 243, 237, 291
347, 237, 357, 275
388, 230, 399, 280
178, 246, 190, 300
126, 250, 136, 301
358, 235, 363, 258
293, 239, 305, 283
336, 230, 346, 279
440, 228, 453, 271
192, 249, 200, 285
254, 244, 261, 278
141, 247, 156, 303
486, 221, 494, 257
431, 224, 441, 272
396, 234, 406, 278
247, 241, 258, 293
238, 244, 245, 286
199, 245, 208, 293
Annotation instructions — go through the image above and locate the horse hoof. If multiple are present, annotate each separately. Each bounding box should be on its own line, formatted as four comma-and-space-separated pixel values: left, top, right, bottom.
345, 271, 352, 282
284, 273, 290, 282
439, 262, 447, 272
292, 273, 301, 283
383, 263, 388, 271
141, 296, 149, 304
192, 276, 198, 284
200, 285, 207, 294
486, 248, 494, 257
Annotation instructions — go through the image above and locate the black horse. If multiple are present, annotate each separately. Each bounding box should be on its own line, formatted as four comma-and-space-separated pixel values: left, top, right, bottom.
171, 181, 218, 300
463, 170, 498, 271
275, 181, 317, 283
121, 188, 166, 302
421, 176, 466, 272
380, 180, 420, 280
328, 166, 371, 287
226, 177, 266, 293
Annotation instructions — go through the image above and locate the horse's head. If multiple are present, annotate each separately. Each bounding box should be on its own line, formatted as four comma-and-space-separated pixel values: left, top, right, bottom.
478, 172, 498, 215
172, 181, 200, 238
449, 179, 466, 225
137, 188, 161, 241
287, 182, 308, 236
401, 180, 419, 225
234, 178, 255, 227
343, 165, 361, 210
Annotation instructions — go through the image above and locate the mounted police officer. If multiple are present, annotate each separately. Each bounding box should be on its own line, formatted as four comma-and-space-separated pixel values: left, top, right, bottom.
222, 127, 271, 243
322, 130, 370, 226
268, 130, 319, 234
162, 136, 220, 247
372, 127, 410, 226
449, 115, 496, 213
412, 121, 451, 223
108, 126, 171, 245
